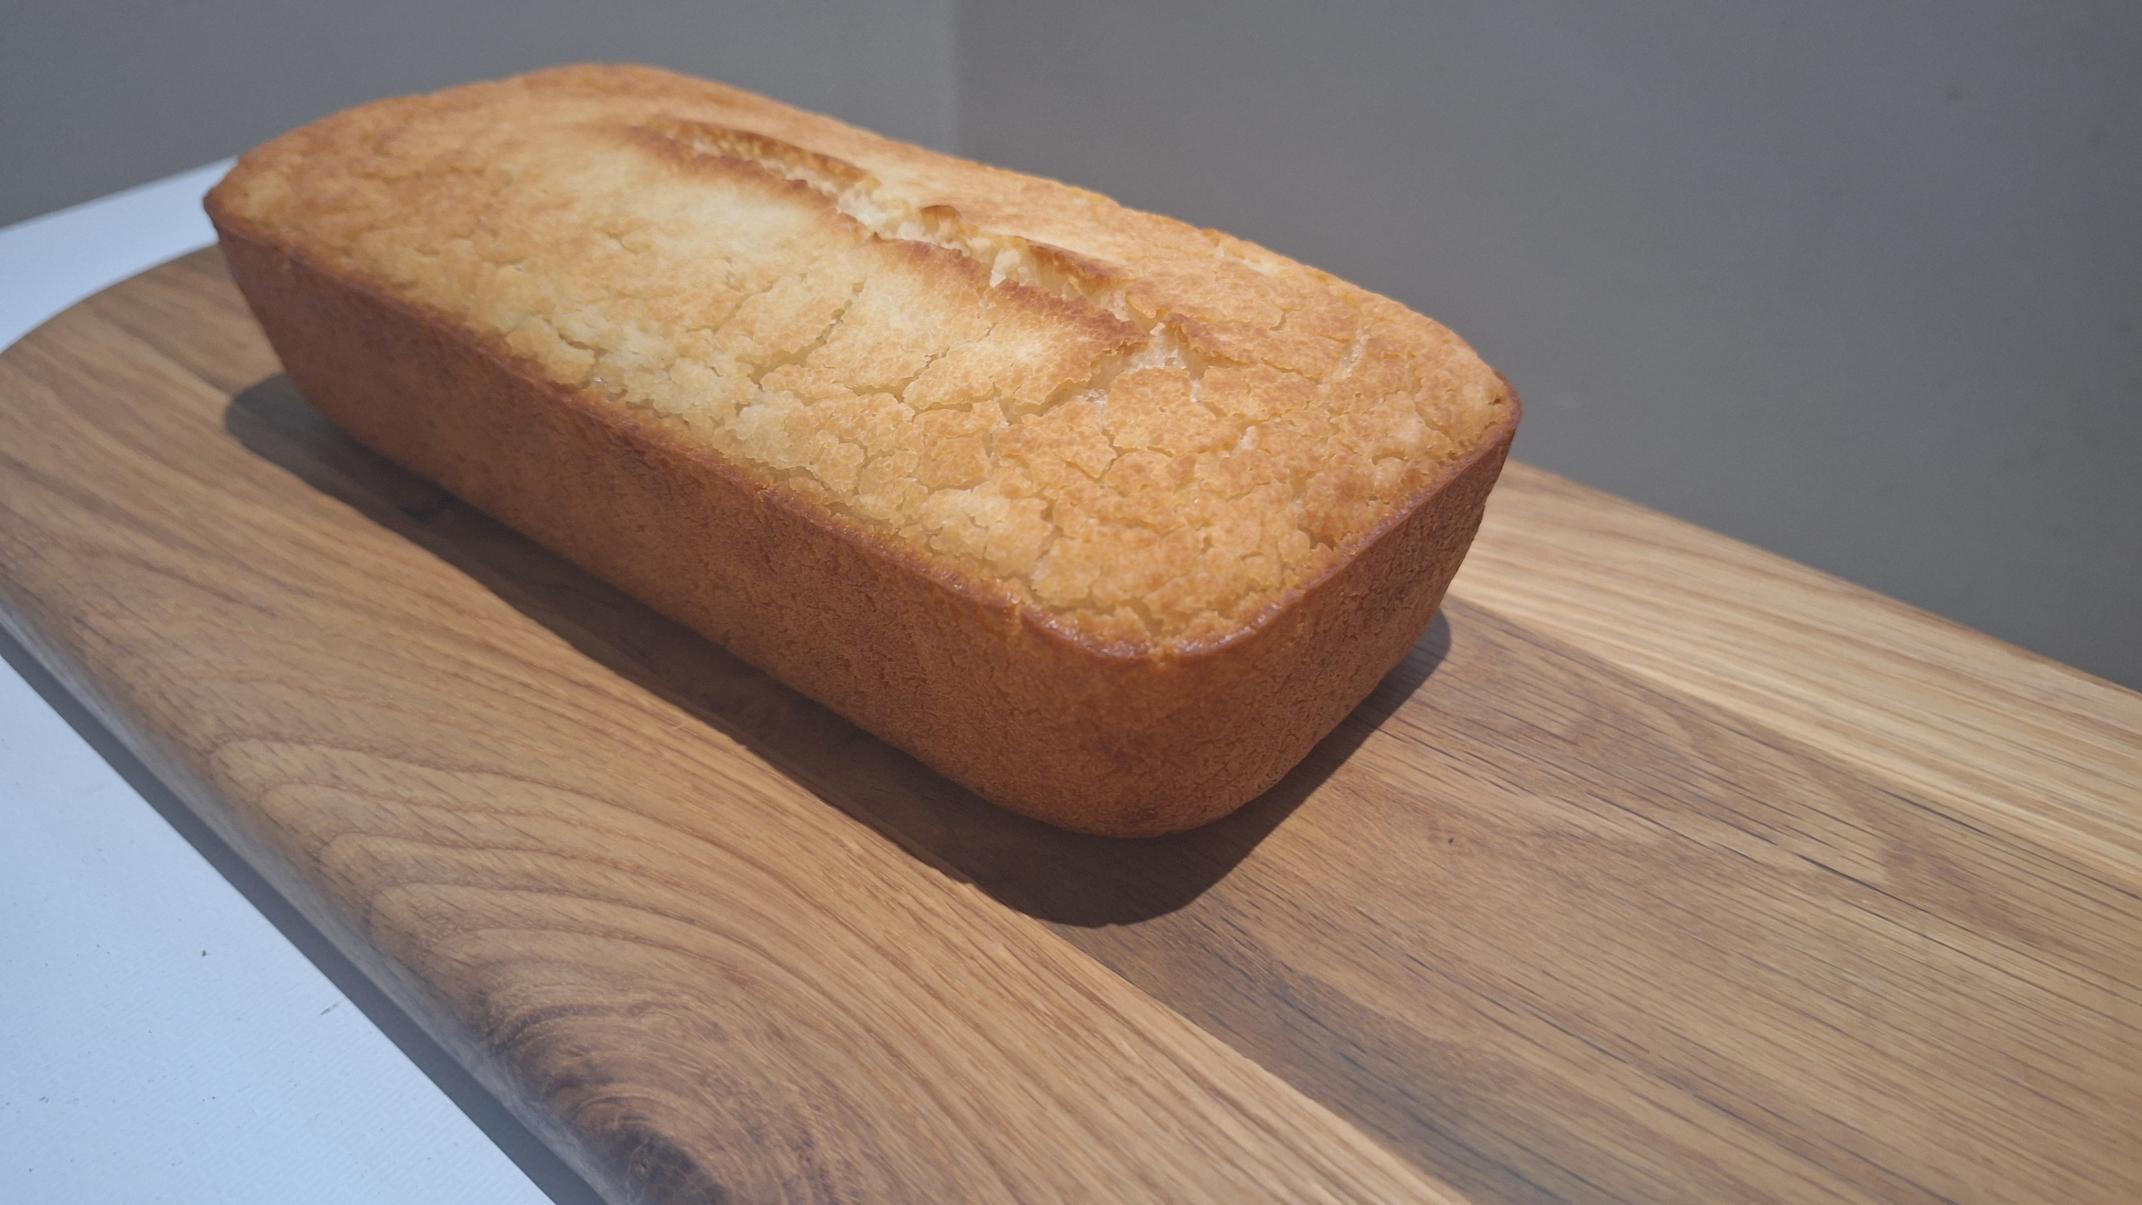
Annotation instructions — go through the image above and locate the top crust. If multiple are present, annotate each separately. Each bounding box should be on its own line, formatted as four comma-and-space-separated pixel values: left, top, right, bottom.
209, 63, 1516, 650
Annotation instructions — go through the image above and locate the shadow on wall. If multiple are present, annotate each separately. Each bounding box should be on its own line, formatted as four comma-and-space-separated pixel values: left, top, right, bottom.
222, 372, 1453, 928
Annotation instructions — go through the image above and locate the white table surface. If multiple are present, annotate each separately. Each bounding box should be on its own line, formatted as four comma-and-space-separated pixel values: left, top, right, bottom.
0, 164, 595, 1204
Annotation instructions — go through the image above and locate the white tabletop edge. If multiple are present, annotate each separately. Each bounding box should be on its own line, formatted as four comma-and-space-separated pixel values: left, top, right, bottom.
0, 163, 587, 1205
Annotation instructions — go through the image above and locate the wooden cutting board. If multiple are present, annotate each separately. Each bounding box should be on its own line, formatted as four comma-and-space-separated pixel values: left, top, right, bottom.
3, 249, 2138, 1203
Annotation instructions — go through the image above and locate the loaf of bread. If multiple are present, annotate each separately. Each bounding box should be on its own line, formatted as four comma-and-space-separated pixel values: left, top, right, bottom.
206, 64, 1518, 836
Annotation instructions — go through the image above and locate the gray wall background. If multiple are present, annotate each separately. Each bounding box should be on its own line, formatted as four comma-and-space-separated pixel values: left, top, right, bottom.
959, 2, 2142, 689
0, 0, 956, 219
5, 2, 2137, 688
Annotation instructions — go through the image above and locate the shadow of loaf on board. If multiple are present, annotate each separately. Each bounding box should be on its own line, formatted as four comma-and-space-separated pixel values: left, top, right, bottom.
226, 373, 1454, 925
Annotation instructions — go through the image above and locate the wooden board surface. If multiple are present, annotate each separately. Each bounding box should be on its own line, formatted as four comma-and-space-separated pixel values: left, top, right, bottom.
3, 249, 2138, 1203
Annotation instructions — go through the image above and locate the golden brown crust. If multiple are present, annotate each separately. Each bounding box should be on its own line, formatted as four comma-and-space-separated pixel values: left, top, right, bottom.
207, 63, 1515, 651
207, 64, 1519, 833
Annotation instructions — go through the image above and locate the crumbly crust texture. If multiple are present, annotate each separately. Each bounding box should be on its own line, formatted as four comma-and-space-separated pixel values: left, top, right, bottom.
210, 64, 1515, 651
209, 65, 1519, 833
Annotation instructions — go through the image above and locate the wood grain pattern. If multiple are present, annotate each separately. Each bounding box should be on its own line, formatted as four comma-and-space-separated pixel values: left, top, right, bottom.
1465, 465, 2142, 881
2, 250, 2138, 1202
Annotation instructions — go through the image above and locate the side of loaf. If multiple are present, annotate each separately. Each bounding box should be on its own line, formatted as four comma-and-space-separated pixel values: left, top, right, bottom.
206, 64, 1518, 835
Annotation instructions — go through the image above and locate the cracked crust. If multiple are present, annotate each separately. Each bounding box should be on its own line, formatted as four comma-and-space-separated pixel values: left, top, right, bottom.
207, 64, 1519, 833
